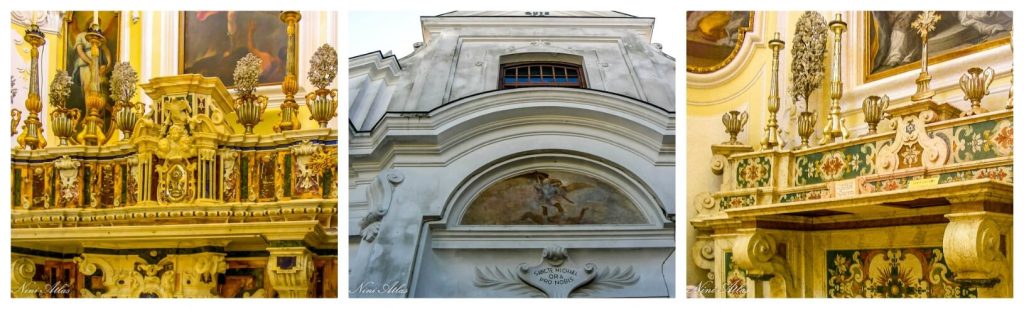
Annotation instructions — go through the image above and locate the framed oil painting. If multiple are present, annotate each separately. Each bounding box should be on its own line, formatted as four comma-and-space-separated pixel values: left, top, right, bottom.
686, 11, 754, 73
63, 11, 120, 142
864, 11, 1012, 82
179, 11, 290, 87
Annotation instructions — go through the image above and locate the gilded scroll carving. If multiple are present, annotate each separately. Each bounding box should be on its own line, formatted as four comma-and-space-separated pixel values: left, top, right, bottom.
291, 140, 321, 196
55, 155, 81, 208
11, 257, 46, 298
75, 252, 227, 298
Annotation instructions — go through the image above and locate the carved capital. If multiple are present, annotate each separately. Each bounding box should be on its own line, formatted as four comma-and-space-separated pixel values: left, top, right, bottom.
943, 212, 1010, 291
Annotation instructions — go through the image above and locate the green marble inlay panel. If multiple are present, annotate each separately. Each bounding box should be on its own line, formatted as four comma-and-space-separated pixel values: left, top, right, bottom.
795, 143, 876, 186
826, 247, 976, 298
861, 165, 1013, 194
284, 154, 292, 198
13, 169, 21, 208
939, 165, 1013, 184
723, 252, 748, 298
718, 194, 755, 210
951, 119, 1013, 163
735, 156, 771, 188
240, 156, 249, 201
779, 188, 830, 203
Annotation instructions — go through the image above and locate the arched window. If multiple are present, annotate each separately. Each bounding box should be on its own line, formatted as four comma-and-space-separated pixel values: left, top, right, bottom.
499, 62, 587, 89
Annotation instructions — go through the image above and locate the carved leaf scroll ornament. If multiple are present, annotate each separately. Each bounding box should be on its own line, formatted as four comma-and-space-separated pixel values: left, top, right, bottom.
473, 246, 639, 298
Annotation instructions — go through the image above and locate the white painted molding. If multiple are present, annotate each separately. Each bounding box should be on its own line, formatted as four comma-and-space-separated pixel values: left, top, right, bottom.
11, 11, 62, 34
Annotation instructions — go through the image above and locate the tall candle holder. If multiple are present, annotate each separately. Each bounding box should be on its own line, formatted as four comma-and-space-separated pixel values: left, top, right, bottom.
275, 11, 302, 132
819, 13, 850, 145
16, 23, 47, 150
761, 32, 785, 150
80, 22, 108, 145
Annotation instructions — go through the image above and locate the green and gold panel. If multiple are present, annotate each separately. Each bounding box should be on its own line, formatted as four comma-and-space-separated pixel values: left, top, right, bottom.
735, 156, 771, 188
723, 252, 748, 298
826, 247, 976, 298
795, 143, 876, 186
778, 188, 830, 203
718, 194, 755, 210
951, 119, 1013, 163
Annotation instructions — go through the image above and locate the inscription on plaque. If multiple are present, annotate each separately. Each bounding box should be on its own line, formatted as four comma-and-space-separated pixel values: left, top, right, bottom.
908, 177, 940, 189
832, 179, 858, 198
517, 247, 595, 298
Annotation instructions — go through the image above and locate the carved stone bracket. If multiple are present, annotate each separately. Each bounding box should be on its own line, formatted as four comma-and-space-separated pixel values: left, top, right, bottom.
943, 211, 1011, 296
691, 237, 715, 272
359, 169, 404, 242
710, 144, 754, 175
875, 114, 949, 173
267, 247, 315, 298
731, 229, 794, 297
474, 246, 638, 298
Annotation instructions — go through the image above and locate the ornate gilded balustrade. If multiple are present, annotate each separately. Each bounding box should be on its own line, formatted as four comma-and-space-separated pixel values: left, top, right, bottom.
11, 75, 339, 229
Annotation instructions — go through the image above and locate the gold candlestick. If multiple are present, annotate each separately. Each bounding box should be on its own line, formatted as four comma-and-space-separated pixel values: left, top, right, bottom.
910, 11, 941, 102
761, 32, 784, 150
819, 13, 850, 145
16, 23, 47, 150
275, 11, 302, 132
81, 23, 107, 145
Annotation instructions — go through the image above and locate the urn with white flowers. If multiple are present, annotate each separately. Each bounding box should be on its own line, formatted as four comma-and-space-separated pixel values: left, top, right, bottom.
305, 44, 338, 128
48, 70, 80, 146
233, 53, 268, 134
110, 62, 142, 140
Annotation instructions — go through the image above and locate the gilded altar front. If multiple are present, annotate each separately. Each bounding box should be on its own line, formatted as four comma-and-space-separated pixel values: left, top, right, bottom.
688, 11, 1013, 298
10, 11, 339, 298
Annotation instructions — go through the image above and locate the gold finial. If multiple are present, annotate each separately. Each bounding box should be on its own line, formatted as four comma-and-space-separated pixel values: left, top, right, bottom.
911, 11, 941, 38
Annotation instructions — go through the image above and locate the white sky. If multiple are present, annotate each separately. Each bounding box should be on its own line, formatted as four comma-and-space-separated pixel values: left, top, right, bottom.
348, 10, 682, 60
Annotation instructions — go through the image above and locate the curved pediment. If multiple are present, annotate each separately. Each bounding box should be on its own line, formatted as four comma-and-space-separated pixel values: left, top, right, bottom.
460, 170, 647, 225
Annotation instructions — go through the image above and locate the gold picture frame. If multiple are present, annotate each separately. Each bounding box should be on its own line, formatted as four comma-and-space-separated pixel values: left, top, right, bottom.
177, 11, 294, 88
686, 11, 755, 74
863, 11, 1012, 83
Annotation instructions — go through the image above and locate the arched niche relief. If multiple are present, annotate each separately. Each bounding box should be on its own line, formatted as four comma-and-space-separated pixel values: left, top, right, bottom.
446, 153, 663, 229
